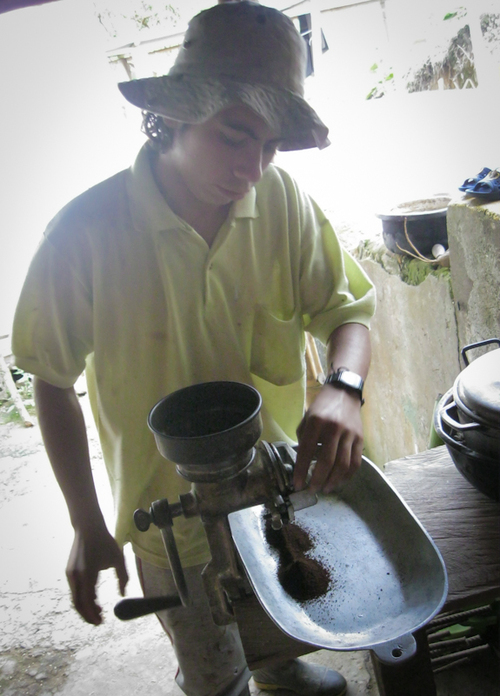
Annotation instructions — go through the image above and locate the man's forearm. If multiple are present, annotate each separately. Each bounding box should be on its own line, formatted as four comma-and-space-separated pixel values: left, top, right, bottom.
325, 323, 371, 379
34, 378, 128, 625
33, 377, 105, 531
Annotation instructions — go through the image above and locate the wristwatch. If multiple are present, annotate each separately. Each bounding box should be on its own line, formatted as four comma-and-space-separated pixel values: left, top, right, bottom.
324, 367, 365, 405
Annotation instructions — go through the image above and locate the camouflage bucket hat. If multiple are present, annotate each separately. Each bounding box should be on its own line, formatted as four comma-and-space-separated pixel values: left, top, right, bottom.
118, 1, 329, 151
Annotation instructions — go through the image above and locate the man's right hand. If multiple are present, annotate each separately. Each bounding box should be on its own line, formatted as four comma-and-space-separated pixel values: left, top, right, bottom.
66, 524, 129, 625
33, 377, 129, 624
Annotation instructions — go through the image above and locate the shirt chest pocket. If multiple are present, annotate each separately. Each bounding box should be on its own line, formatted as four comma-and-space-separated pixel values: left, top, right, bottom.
250, 307, 305, 386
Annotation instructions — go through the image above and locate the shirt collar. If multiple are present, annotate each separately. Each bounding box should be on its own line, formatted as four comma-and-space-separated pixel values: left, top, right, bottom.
233, 186, 258, 219
126, 143, 259, 234
126, 144, 180, 234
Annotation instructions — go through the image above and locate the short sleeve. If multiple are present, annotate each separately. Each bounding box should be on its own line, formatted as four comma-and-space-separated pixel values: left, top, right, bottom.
299, 196, 376, 345
12, 233, 93, 388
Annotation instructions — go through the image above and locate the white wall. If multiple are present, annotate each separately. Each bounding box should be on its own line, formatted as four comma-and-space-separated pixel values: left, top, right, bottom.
1, 0, 499, 339
276, 0, 500, 240
0, 0, 145, 337
277, 86, 500, 236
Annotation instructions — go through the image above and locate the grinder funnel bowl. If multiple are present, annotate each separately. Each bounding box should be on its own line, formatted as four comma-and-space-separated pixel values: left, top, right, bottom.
148, 381, 263, 481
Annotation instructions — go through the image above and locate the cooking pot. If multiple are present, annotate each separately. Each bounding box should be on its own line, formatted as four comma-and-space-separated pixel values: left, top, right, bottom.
377, 196, 450, 258
434, 338, 500, 501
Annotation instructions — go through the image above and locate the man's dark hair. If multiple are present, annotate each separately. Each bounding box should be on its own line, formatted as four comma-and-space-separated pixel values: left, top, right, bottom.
141, 111, 175, 151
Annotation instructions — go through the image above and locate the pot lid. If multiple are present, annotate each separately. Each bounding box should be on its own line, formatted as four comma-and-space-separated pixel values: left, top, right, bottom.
454, 348, 500, 426
376, 196, 451, 220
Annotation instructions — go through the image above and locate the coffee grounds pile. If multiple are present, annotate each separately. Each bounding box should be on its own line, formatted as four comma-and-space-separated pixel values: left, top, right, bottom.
264, 517, 331, 602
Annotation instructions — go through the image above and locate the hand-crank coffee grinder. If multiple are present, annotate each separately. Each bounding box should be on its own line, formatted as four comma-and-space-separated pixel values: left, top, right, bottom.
115, 380, 449, 670
114, 380, 317, 625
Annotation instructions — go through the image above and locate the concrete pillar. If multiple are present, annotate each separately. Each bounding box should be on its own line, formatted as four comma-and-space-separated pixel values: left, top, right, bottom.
447, 199, 500, 351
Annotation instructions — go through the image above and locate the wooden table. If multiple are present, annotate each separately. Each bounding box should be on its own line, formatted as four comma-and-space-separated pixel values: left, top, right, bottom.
372, 445, 500, 695
384, 446, 499, 613
234, 446, 500, 694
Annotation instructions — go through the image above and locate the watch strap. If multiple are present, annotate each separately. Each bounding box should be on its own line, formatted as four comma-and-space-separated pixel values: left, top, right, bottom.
324, 367, 365, 405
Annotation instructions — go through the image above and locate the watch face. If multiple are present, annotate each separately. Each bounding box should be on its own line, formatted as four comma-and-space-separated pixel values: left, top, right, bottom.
341, 371, 363, 390
325, 369, 364, 403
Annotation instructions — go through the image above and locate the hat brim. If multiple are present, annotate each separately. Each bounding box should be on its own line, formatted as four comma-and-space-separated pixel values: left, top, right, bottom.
118, 75, 329, 151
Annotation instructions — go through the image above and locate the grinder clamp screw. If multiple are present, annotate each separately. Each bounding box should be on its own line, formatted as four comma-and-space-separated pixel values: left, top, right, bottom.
134, 508, 152, 532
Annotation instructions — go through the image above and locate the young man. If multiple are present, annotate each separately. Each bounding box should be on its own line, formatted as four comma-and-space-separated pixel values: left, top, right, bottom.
12, 3, 375, 696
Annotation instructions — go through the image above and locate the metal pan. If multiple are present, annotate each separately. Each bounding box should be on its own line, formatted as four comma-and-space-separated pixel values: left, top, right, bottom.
228, 456, 448, 665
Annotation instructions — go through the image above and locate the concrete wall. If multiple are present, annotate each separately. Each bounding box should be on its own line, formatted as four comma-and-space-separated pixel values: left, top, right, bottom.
358, 259, 460, 467
357, 198, 500, 468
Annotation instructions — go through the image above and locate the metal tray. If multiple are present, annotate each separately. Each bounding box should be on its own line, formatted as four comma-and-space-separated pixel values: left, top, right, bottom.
228, 456, 448, 664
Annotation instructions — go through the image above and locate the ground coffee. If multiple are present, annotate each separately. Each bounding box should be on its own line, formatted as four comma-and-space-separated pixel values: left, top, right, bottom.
264, 517, 331, 602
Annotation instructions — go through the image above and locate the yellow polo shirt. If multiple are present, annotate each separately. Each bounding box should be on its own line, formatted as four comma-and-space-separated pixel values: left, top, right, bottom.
12, 143, 375, 568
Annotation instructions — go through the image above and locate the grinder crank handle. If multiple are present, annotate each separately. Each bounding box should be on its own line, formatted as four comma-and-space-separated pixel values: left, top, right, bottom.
134, 499, 190, 607
158, 521, 190, 606
114, 595, 182, 620
114, 501, 186, 621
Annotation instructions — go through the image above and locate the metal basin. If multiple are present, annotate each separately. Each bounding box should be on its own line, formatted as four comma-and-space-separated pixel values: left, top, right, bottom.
377, 196, 450, 258
229, 456, 448, 665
